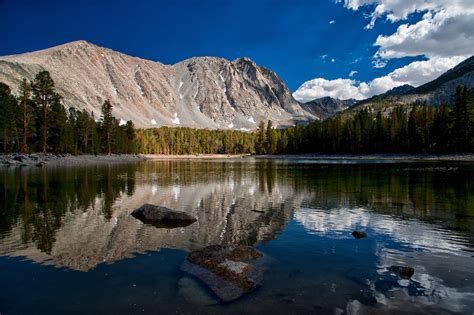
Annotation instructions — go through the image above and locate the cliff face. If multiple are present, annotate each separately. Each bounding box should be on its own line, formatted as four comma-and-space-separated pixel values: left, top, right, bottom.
0, 40, 315, 129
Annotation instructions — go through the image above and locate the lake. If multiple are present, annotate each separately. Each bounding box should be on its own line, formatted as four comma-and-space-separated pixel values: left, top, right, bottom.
1, 158, 474, 314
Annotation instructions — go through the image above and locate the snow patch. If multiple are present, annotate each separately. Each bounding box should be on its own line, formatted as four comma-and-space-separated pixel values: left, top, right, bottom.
228, 123, 234, 128
239, 128, 251, 132
171, 118, 180, 124
101, 53, 105, 58
119, 119, 127, 126
179, 93, 184, 99
248, 117, 255, 124
151, 119, 157, 125
178, 81, 183, 90
171, 113, 180, 124
192, 87, 198, 98
219, 71, 225, 82
113, 87, 118, 95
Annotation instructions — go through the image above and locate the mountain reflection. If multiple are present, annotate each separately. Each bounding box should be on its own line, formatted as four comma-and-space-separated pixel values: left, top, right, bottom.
0, 160, 473, 272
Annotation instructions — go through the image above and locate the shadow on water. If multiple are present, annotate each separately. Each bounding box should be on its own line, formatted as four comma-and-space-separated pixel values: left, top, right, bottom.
0, 159, 473, 314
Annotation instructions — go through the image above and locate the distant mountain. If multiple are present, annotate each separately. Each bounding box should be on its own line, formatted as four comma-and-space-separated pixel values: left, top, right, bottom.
348, 55, 474, 114
384, 84, 415, 96
0, 40, 315, 129
300, 96, 357, 119
408, 56, 474, 104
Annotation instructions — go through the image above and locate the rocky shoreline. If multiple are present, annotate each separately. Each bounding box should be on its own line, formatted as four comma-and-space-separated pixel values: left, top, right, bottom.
0, 153, 148, 168
2, 152, 474, 168
255, 153, 474, 161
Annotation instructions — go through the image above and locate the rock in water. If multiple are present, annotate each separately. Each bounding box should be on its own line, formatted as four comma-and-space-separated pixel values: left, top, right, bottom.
181, 245, 266, 302
131, 204, 197, 228
388, 266, 415, 279
352, 231, 367, 239
178, 277, 219, 306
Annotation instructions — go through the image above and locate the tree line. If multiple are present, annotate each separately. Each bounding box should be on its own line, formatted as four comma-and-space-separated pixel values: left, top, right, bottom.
274, 86, 474, 154
1, 71, 473, 155
0, 70, 136, 154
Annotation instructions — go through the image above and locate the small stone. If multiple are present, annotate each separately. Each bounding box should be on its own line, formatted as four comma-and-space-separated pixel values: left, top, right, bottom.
388, 266, 415, 279
352, 231, 367, 239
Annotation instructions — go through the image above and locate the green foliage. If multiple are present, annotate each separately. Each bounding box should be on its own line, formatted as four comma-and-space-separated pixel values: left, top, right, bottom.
0, 83, 18, 152
275, 86, 474, 154
135, 127, 256, 155
17, 79, 35, 153
31, 70, 60, 152
1, 74, 472, 156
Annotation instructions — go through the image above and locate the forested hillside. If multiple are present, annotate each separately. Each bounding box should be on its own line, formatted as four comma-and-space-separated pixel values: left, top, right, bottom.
1, 71, 473, 155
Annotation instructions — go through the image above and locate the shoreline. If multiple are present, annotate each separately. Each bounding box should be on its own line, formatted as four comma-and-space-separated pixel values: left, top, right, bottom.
1, 153, 147, 168
254, 153, 474, 161
144, 154, 251, 160
2, 152, 474, 168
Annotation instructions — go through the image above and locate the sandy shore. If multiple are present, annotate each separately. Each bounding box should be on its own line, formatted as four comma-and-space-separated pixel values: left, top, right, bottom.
144, 154, 251, 160
254, 153, 474, 161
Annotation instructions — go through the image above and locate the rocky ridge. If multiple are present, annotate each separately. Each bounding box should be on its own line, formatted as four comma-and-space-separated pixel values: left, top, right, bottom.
0, 40, 315, 129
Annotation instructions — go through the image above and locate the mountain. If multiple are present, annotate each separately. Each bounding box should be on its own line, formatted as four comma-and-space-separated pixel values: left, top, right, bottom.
301, 96, 357, 119
384, 84, 415, 96
347, 55, 474, 114
0, 40, 315, 129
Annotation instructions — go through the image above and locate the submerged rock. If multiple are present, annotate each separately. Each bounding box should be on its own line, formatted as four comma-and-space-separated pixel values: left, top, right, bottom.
388, 266, 415, 279
131, 204, 197, 228
181, 245, 266, 302
352, 231, 367, 239
178, 277, 219, 306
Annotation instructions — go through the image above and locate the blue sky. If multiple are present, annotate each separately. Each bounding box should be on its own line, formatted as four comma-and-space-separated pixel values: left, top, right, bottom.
1, 0, 472, 100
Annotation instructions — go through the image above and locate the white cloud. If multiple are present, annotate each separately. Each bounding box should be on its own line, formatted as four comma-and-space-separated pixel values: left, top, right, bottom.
298, 0, 473, 101
337, 0, 474, 62
349, 70, 358, 77
331, 58, 335, 63
293, 56, 465, 102
329, 20, 336, 24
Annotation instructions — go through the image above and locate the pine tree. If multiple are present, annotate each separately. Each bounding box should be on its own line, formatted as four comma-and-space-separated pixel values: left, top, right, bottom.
0, 83, 18, 152
451, 86, 470, 151
49, 98, 69, 152
265, 120, 277, 154
256, 121, 267, 154
17, 79, 35, 153
100, 99, 115, 154
432, 102, 450, 151
31, 71, 59, 152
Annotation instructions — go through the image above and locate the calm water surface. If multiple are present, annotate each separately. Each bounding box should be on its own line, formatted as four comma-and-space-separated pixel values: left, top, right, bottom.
1, 159, 474, 314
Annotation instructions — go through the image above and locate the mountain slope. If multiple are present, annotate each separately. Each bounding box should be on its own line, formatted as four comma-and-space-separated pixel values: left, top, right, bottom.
301, 96, 357, 119
346, 55, 474, 114
0, 40, 315, 129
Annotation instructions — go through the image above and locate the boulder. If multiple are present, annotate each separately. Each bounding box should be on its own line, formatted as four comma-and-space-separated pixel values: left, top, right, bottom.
352, 231, 367, 239
13, 155, 25, 162
388, 265, 414, 279
130, 204, 197, 228
181, 245, 266, 302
